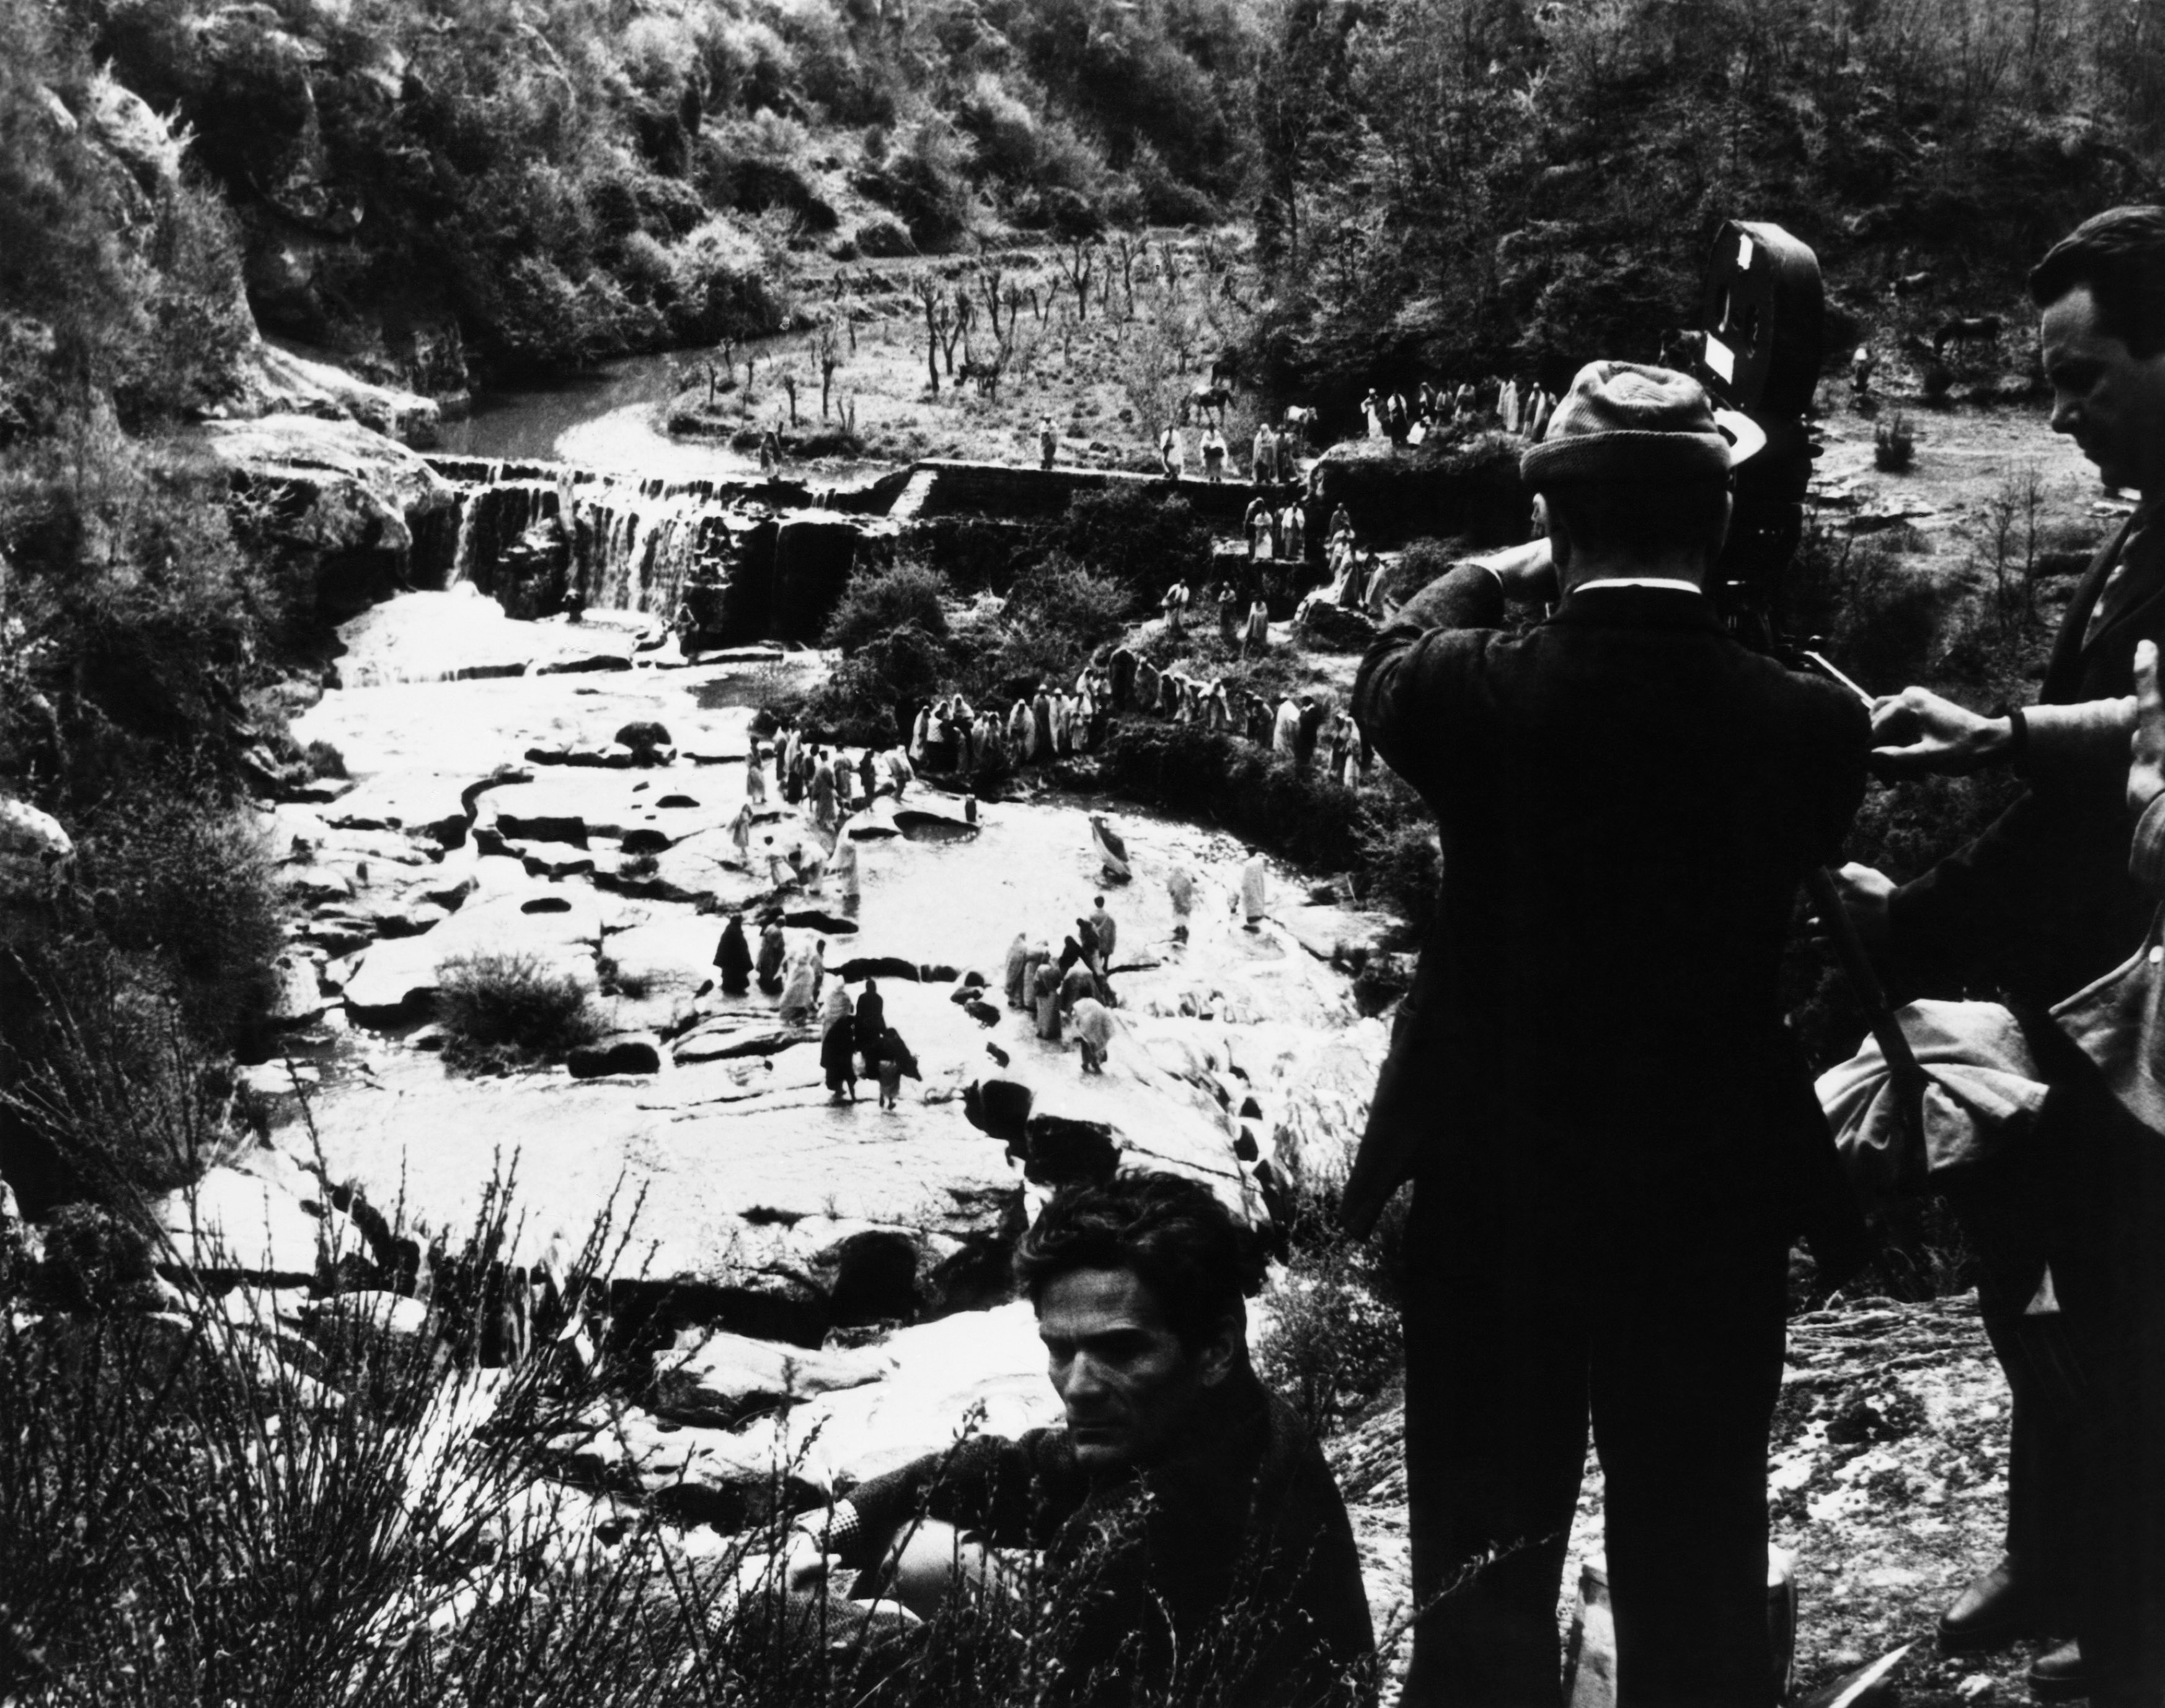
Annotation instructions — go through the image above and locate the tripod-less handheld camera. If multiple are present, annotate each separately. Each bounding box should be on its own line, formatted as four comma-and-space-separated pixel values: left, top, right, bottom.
1693, 219, 1928, 1153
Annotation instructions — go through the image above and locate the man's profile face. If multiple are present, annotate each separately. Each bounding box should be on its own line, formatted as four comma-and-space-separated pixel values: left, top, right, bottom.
1037, 1266, 1229, 1471
2042, 283, 2165, 495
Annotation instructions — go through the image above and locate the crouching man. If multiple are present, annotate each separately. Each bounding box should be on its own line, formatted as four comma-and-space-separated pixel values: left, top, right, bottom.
777, 1171, 1376, 1707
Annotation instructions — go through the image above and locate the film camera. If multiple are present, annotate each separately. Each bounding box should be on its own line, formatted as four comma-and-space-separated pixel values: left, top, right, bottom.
1693, 219, 1828, 658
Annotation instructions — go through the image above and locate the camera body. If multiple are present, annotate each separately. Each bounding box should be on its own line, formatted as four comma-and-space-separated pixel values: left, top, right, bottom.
1693, 220, 1825, 654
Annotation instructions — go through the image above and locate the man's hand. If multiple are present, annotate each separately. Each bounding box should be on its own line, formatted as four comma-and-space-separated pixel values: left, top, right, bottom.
2130, 639, 2165, 815
777, 1526, 838, 1596
1826, 862, 1895, 950
1869, 687, 2018, 777
1468, 539, 1557, 603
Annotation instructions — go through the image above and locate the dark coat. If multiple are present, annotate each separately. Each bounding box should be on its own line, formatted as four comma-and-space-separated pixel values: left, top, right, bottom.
713, 918, 753, 992
820, 1015, 857, 1086
853, 988, 887, 1061
1343, 567, 1869, 1266
839, 1366, 1375, 1708
1889, 515, 2165, 1009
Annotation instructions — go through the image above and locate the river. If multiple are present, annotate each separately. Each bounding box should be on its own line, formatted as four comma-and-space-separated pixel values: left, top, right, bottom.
439, 346, 901, 490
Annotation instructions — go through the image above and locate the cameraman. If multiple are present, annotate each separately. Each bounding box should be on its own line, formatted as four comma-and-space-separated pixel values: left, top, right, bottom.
1344, 363, 1869, 1707
1834, 204, 2165, 1705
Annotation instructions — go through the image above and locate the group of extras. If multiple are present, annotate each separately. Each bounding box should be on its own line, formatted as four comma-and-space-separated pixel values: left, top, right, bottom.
705, 728, 923, 1108
1361, 375, 1563, 446
746, 206, 2165, 1708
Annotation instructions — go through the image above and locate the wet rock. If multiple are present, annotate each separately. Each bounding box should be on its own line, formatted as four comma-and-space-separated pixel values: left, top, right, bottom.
550, 1404, 809, 1528
567, 1035, 663, 1079
1017, 1113, 1121, 1187
673, 1019, 802, 1064
832, 955, 919, 983
894, 804, 980, 843
619, 826, 672, 854
779, 908, 857, 934
266, 949, 328, 1025
965, 999, 1001, 1027
613, 721, 674, 763
964, 1077, 1035, 1144
652, 1330, 894, 1427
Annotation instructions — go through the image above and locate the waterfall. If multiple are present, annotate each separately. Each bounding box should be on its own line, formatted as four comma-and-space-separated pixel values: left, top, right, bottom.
420, 454, 890, 642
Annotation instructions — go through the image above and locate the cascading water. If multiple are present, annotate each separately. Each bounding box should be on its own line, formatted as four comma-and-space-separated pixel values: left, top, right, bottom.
421, 454, 897, 644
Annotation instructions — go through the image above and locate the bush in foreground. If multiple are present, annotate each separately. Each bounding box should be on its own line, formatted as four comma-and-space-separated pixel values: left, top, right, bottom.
436, 954, 604, 1074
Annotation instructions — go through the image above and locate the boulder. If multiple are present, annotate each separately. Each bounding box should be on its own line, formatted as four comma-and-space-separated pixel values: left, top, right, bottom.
566, 1035, 663, 1079
232, 339, 440, 448
650, 1329, 895, 1428
200, 415, 454, 619
298, 1290, 432, 1358
1296, 600, 1379, 652
613, 720, 674, 762
0, 799, 76, 902
265, 948, 327, 1025
1018, 1112, 1121, 1186
963, 1077, 1035, 1144
157, 1164, 327, 1283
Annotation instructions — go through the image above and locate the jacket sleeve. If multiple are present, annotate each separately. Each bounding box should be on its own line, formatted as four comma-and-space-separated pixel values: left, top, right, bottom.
835, 1430, 1063, 1567
1352, 563, 1505, 798
2133, 794, 2165, 894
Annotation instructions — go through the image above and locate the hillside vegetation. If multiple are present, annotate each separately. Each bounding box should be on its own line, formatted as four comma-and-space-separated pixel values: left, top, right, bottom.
1249, 0, 2165, 416
64, 0, 1257, 389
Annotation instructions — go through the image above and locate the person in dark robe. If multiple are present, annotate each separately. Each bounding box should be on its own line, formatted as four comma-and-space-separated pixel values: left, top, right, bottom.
854, 978, 888, 1072
714, 913, 753, 996
821, 1010, 859, 1104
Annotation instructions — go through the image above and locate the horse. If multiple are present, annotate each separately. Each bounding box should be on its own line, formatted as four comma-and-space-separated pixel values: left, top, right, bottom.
1892, 270, 1936, 300
1181, 386, 1232, 426
1208, 355, 1240, 392
1933, 315, 2004, 358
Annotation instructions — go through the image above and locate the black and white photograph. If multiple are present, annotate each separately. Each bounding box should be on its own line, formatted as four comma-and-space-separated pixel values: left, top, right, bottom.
6, 0, 2165, 1699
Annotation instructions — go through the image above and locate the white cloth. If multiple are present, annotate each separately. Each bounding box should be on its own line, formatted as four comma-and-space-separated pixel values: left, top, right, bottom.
1814, 999, 2051, 1215
834, 836, 859, 897
1167, 867, 1195, 918
1240, 857, 1268, 923
1072, 998, 1115, 1052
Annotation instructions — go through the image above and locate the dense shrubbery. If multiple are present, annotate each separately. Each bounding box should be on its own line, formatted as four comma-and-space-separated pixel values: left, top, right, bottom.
436, 954, 606, 1074
45, 0, 1250, 388
1249, 0, 2165, 422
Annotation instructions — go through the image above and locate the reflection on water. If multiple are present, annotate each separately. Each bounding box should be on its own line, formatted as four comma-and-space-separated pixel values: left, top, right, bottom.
439, 348, 901, 490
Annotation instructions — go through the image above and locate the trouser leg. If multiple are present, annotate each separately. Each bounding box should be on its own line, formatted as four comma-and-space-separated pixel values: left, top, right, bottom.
2040, 1079, 2165, 1706
1944, 1143, 2084, 1627
1400, 1213, 1590, 1708
1590, 1236, 1789, 1708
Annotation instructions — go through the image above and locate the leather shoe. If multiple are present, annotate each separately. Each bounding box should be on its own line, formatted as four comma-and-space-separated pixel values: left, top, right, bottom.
2026, 1638, 2086, 1701
1939, 1559, 2048, 1653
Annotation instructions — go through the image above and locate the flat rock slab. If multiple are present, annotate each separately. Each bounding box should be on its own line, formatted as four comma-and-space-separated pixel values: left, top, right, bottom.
334, 589, 638, 686
652, 1330, 896, 1426
342, 883, 605, 1022
157, 1161, 328, 1281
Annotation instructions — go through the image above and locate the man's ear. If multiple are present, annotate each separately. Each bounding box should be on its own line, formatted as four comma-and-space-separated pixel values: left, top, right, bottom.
1197, 1308, 1245, 1389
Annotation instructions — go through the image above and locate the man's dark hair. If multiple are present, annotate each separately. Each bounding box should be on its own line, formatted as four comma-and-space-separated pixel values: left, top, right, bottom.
1014, 1172, 1266, 1351
2029, 206, 2165, 359
1542, 476, 1729, 562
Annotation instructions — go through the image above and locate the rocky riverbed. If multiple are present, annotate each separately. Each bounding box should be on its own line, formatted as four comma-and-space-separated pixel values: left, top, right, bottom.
140, 585, 2052, 1707
170, 588, 1404, 1619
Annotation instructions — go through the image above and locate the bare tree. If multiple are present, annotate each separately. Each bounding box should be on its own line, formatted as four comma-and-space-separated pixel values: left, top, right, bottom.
940, 286, 972, 377
814, 316, 844, 420
1055, 237, 1100, 321
1110, 232, 1149, 321
779, 366, 799, 428
914, 277, 943, 396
